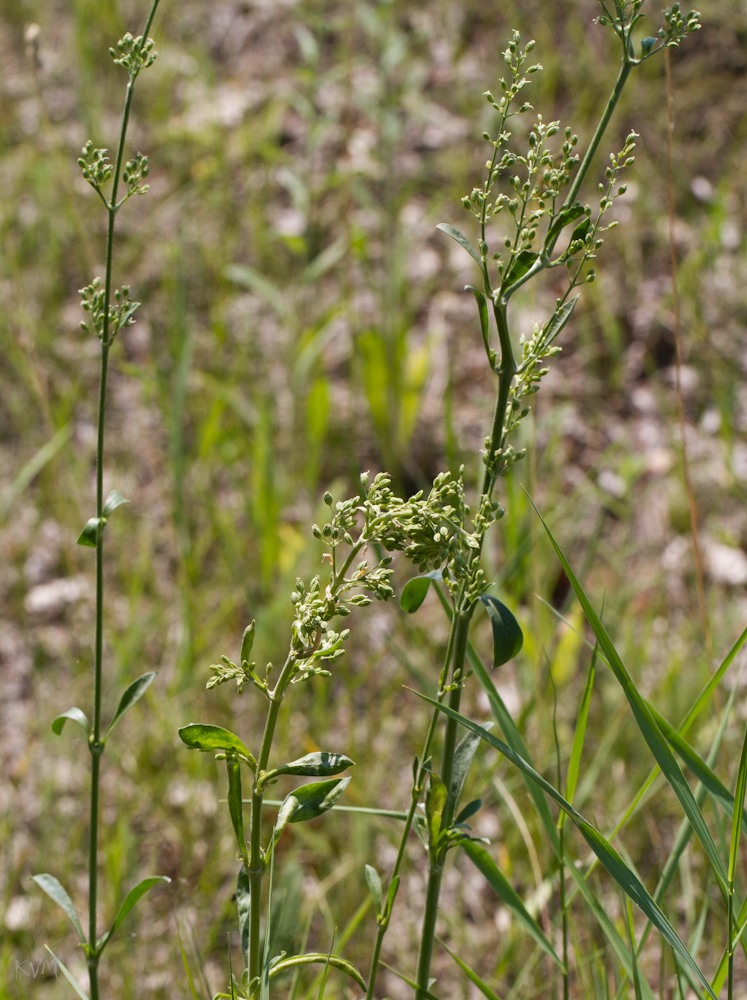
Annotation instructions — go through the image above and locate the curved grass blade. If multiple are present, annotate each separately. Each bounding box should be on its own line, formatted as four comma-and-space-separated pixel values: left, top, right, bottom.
463, 841, 563, 969
410, 689, 717, 1000
30, 874, 86, 945
528, 496, 728, 896
563, 645, 597, 823
268, 954, 366, 991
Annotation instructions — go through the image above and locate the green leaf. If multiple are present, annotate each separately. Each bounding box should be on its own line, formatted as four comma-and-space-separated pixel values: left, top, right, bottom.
529, 496, 729, 896
562, 647, 596, 823
466, 286, 495, 370
178, 723, 255, 765
412, 691, 717, 1000
730, 720, 747, 888
439, 936, 504, 1000
463, 841, 563, 968
380, 961, 442, 1000
365, 864, 382, 914
261, 752, 354, 787
569, 217, 591, 245
540, 295, 578, 351
96, 876, 170, 953
30, 874, 86, 945
51, 707, 90, 738
546, 202, 585, 247
101, 489, 129, 517
450, 724, 490, 814
237, 864, 251, 971
104, 672, 156, 740
456, 799, 482, 825
43, 946, 90, 1000
425, 774, 448, 860
641, 35, 657, 55
400, 570, 442, 613
77, 516, 102, 547
227, 758, 247, 861
267, 953, 366, 990
276, 777, 351, 837
436, 222, 483, 265
240, 621, 255, 665
480, 595, 523, 667
503, 249, 538, 287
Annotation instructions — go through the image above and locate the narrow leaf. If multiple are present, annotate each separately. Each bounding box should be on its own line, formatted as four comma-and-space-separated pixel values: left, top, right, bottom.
425, 774, 447, 859
365, 865, 382, 914
240, 621, 255, 665
436, 222, 482, 265
267, 953, 366, 990
400, 570, 442, 613
101, 489, 129, 517
77, 516, 102, 547
563, 648, 596, 821
97, 876, 170, 953
529, 497, 729, 895
466, 286, 494, 369
237, 864, 251, 971
31, 874, 86, 944
730, 720, 747, 886
179, 723, 255, 765
503, 249, 538, 286
450, 725, 490, 814
276, 777, 351, 837
411, 690, 717, 1000
456, 799, 482, 825
480, 595, 523, 667
105, 672, 156, 740
546, 202, 585, 247
439, 936, 504, 1000
463, 841, 563, 968
226, 759, 247, 860
380, 961, 442, 1000
52, 707, 90, 738
385, 874, 400, 918
43, 946, 90, 1000
540, 296, 578, 351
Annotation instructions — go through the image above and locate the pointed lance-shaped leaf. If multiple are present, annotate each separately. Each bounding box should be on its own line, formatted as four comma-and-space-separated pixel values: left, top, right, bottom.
365, 864, 383, 914
44, 947, 90, 1000
104, 672, 156, 740
240, 621, 255, 665
466, 286, 494, 369
480, 595, 523, 667
436, 223, 483, 266
96, 876, 170, 954
51, 706, 90, 738
545, 202, 586, 248
540, 295, 578, 352
30, 874, 86, 946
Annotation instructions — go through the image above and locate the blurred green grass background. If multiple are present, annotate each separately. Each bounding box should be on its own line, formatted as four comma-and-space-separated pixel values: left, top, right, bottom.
1, 0, 747, 997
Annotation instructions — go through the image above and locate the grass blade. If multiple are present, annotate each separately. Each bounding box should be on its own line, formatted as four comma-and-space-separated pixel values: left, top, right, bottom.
529, 497, 728, 895
564, 644, 597, 816
438, 936, 504, 1000
463, 841, 563, 969
411, 689, 717, 1000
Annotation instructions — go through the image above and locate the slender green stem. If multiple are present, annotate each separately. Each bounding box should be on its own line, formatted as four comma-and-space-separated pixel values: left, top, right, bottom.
365, 605, 460, 1000
85, 9, 161, 999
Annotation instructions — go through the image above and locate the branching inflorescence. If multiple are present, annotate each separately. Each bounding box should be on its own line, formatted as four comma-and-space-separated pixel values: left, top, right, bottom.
178, 3, 704, 1000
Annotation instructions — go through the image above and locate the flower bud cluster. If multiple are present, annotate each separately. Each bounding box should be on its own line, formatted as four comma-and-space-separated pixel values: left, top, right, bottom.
110, 33, 157, 79
122, 153, 149, 199
78, 141, 113, 191
79, 279, 140, 343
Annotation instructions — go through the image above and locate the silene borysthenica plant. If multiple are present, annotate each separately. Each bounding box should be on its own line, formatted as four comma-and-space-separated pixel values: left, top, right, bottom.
31, 4, 169, 999
179, 4, 734, 1000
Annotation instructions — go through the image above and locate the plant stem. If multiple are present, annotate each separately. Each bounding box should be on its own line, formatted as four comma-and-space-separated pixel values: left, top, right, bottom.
85, 7, 161, 997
